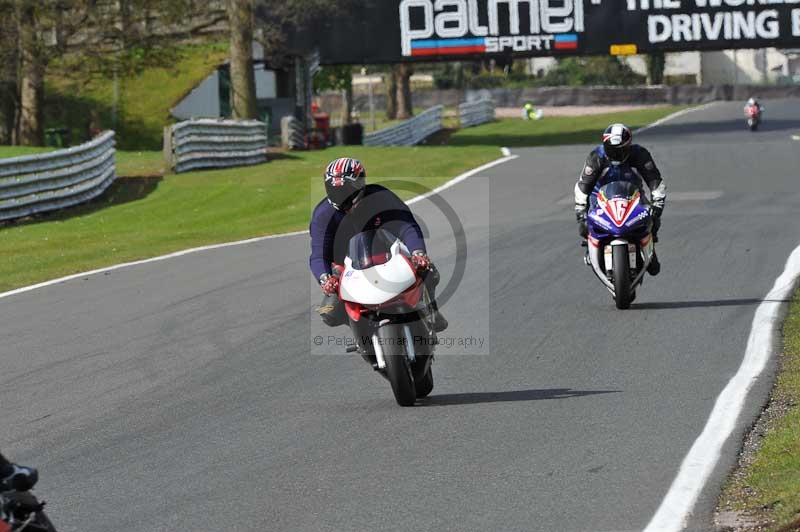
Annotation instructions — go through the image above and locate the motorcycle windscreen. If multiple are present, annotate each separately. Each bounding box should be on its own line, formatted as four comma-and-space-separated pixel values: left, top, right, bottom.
346, 228, 400, 270
598, 181, 638, 202
340, 230, 416, 306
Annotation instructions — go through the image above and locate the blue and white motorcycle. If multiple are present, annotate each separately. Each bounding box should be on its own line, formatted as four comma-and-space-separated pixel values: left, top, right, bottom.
584, 181, 656, 310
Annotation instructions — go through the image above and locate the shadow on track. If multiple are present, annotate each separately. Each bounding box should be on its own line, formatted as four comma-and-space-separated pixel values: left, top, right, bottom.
421, 388, 619, 406
634, 298, 790, 310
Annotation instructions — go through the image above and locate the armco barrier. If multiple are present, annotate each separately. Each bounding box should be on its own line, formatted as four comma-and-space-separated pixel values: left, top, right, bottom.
459, 99, 495, 127
0, 131, 116, 222
168, 119, 268, 173
364, 106, 443, 146
281, 116, 305, 150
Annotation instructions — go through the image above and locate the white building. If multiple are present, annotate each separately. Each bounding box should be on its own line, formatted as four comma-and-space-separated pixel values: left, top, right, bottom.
528, 49, 798, 85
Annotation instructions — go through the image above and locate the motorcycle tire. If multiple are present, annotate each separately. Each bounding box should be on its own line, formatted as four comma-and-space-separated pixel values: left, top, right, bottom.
35, 510, 59, 532
612, 245, 632, 310
377, 325, 417, 406
415, 367, 434, 399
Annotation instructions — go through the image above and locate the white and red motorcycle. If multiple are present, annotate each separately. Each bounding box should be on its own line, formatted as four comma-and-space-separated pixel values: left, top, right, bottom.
336, 229, 437, 406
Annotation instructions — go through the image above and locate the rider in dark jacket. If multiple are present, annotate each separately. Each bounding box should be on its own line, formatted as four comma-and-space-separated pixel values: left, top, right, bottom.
309, 157, 448, 331
575, 123, 667, 276
0, 453, 37, 491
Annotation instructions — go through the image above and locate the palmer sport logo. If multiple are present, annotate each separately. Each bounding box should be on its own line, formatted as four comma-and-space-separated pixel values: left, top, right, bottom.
399, 0, 586, 58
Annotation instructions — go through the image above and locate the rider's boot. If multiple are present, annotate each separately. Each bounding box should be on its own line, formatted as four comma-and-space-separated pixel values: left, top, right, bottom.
647, 250, 661, 276
431, 300, 448, 333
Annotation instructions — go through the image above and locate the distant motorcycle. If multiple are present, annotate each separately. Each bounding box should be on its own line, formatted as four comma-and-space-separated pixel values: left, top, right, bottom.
745, 104, 761, 131
337, 228, 436, 406
0, 490, 58, 531
584, 181, 656, 310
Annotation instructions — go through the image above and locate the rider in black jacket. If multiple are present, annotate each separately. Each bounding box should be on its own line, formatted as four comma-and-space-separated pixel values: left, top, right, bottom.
574, 123, 667, 276
310, 157, 448, 332
0, 453, 37, 491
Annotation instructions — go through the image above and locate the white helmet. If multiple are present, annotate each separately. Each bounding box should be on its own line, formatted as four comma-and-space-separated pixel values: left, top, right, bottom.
747, 97, 757, 106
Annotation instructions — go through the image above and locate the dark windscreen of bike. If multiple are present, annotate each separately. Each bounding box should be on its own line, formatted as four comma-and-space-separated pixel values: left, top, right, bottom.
601, 181, 638, 200
347, 229, 397, 270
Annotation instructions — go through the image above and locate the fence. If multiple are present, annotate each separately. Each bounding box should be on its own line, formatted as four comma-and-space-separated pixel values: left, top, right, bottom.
0, 131, 116, 222
364, 106, 443, 146
281, 116, 305, 150
459, 99, 495, 127
167, 119, 268, 173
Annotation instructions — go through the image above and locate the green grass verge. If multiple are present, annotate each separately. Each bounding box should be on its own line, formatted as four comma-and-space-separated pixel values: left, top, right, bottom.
449, 106, 686, 147
720, 290, 800, 530
0, 146, 499, 292
0, 146, 54, 158
46, 42, 229, 150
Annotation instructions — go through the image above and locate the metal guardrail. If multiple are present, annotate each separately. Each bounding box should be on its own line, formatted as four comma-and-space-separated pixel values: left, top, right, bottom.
364, 106, 444, 146
281, 116, 305, 150
459, 99, 495, 128
0, 131, 116, 222
167, 119, 268, 173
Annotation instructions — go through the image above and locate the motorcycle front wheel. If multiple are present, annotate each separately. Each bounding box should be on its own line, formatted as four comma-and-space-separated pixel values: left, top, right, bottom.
35, 511, 59, 532
612, 244, 632, 310
377, 325, 417, 406
415, 367, 434, 399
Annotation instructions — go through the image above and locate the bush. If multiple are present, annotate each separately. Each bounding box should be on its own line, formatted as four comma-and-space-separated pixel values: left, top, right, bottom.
432, 56, 646, 90
540, 56, 646, 86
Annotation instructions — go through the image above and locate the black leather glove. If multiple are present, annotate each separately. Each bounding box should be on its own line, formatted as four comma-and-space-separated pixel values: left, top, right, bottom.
576, 210, 588, 239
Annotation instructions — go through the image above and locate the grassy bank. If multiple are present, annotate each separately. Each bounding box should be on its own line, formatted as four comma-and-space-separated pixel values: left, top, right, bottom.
719, 290, 800, 530
46, 43, 228, 150
449, 106, 686, 147
0, 146, 499, 292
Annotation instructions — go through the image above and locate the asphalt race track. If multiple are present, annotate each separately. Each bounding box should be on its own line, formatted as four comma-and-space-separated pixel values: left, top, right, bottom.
2, 101, 800, 532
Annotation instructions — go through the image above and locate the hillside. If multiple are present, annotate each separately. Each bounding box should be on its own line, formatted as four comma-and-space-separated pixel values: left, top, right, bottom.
45, 42, 228, 151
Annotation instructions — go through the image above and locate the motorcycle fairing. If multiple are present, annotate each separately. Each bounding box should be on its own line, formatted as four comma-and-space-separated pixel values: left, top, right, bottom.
588, 182, 652, 241
340, 240, 417, 306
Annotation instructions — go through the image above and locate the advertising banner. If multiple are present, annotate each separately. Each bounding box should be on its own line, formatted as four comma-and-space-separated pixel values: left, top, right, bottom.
309, 0, 800, 64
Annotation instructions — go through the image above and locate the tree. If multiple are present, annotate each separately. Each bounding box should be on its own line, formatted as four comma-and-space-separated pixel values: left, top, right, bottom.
396, 63, 414, 119
2, 0, 226, 146
226, 0, 258, 119
385, 67, 398, 120
646, 52, 666, 85
0, 2, 18, 144
16, 3, 46, 145
314, 65, 353, 124
541, 57, 645, 87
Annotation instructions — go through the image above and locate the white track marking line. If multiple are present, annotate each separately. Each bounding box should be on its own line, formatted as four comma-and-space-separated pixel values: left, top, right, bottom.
644, 244, 800, 532
634, 102, 718, 135
791, 135, 800, 141
407, 154, 517, 206
0, 153, 518, 301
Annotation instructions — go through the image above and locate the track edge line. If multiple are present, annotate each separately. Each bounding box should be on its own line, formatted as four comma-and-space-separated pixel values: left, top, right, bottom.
643, 243, 800, 532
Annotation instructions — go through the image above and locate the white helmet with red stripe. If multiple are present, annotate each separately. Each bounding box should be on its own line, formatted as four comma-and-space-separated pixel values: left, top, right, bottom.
602, 123, 633, 165
325, 157, 366, 211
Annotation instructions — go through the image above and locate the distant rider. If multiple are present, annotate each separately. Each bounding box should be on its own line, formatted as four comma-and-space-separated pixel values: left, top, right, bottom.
744, 97, 764, 116
309, 157, 448, 331
574, 123, 667, 276
0, 453, 38, 491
